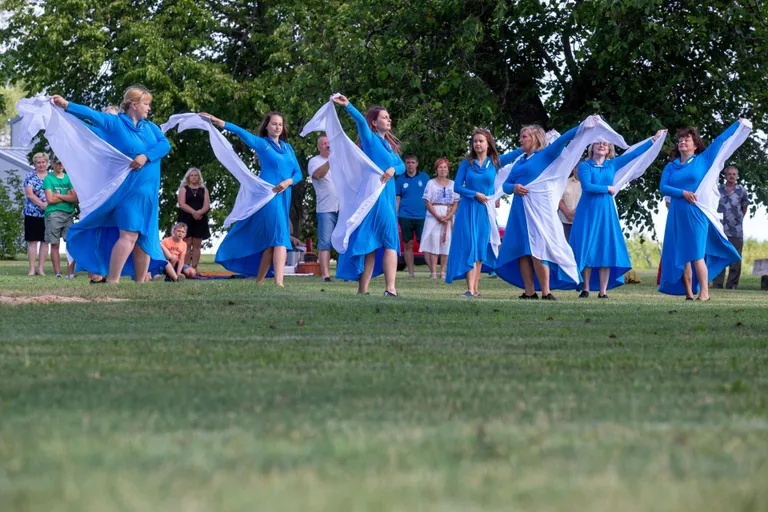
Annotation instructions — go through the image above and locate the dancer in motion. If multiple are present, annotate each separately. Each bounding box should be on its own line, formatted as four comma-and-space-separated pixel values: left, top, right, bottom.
51, 86, 171, 283
659, 120, 751, 300
330, 95, 404, 296
569, 130, 666, 298
446, 129, 525, 297
200, 111, 302, 287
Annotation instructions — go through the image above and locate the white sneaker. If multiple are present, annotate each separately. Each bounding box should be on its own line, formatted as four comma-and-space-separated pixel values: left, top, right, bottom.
66, 274, 76, 279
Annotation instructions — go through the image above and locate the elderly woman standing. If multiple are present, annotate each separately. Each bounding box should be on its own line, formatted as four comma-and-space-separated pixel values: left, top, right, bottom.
177, 167, 211, 269
421, 158, 459, 279
23, 152, 50, 275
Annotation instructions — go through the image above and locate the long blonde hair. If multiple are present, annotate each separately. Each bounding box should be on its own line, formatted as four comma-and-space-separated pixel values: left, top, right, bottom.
120, 85, 152, 112
587, 142, 617, 160
179, 167, 205, 192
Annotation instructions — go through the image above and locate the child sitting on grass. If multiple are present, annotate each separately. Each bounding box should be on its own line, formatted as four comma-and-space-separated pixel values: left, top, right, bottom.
152, 223, 197, 282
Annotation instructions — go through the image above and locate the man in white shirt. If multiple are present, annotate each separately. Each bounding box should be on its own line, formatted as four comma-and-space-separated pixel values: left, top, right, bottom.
308, 134, 338, 281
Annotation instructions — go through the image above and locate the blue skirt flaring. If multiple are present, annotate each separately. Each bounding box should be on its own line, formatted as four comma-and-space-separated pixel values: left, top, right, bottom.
659, 199, 740, 295
568, 194, 631, 291
215, 193, 292, 276
66, 166, 166, 277
495, 198, 578, 290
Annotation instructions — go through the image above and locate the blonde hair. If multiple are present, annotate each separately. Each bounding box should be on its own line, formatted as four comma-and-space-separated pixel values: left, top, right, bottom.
179, 167, 205, 192
120, 85, 152, 112
587, 142, 617, 160
520, 125, 547, 152
102, 105, 120, 114
32, 152, 49, 164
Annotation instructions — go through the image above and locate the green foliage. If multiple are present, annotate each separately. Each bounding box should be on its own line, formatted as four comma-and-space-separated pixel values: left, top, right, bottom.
1, 0, 766, 240
0, 171, 25, 259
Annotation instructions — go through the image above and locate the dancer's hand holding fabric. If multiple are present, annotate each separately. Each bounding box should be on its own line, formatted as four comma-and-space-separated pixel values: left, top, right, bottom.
332, 95, 349, 107
380, 167, 395, 184
272, 179, 293, 193
607, 186, 617, 195
51, 95, 69, 109
130, 154, 148, 170
652, 129, 667, 142
682, 190, 697, 204
513, 184, 528, 196
199, 113, 225, 128
585, 115, 601, 128
474, 192, 488, 204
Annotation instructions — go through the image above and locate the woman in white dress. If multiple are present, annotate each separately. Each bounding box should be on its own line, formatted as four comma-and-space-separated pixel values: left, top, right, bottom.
421, 158, 460, 278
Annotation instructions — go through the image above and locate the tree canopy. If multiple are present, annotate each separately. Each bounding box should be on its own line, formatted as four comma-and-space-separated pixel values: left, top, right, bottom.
2, 0, 766, 239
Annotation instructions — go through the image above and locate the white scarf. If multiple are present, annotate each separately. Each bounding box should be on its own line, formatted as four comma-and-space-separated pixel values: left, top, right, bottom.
521, 116, 628, 284
694, 120, 752, 238
612, 132, 667, 193
160, 114, 276, 229
300, 96, 385, 253
15, 96, 133, 219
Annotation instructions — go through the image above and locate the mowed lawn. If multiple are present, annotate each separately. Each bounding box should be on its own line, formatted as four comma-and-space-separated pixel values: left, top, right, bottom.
1, 258, 767, 512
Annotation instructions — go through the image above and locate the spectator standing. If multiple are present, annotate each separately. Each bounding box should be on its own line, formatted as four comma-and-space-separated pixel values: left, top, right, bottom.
23, 152, 50, 275
177, 167, 211, 270
713, 165, 749, 289
42, 156, 78, 278
395, 154, 430, 277
308, 134, 339, 281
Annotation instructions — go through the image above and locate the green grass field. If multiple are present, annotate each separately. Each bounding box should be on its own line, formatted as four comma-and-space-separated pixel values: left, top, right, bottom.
1, 257, 767, 512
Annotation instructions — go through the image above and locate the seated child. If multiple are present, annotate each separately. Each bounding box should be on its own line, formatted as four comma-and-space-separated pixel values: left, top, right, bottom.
157, 222, 197, 281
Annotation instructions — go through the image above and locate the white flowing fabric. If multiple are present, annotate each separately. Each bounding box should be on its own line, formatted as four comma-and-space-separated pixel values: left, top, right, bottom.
160, 114, 276, 229
300, 96, 385, 253
16, 96, 133, 219
694, 120, 752, 238
612, 132, 667, 194
522, 116, 628, 284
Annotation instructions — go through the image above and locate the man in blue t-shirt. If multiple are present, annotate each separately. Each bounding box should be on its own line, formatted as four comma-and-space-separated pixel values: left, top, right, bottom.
395, 154, 430, 278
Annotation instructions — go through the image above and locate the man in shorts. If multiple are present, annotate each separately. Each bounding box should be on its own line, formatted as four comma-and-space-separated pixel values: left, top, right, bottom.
43, 156, 78, 278
395, 154, 429, 277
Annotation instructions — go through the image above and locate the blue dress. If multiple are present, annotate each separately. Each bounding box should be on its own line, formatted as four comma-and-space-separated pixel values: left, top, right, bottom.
659, 122, 741, 295
65, 103, 171, 277
495, 126, 580, 290
335, 103, 406, 281
215, 122, 303, 276
445, 150, 522, 283
569, 140, 653, 291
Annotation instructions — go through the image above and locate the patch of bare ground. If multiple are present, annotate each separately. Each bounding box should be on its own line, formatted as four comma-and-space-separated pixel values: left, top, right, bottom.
0, 295, 127, 305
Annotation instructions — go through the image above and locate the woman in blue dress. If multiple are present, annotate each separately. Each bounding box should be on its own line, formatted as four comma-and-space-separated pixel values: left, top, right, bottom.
330, 95, 405, 296
201, 111, 303, 287
446, 128, 523, 297
495, 124, 579, 300
51, 87, 171, 283
569, 130, 665, 298
659, 121, 747, 300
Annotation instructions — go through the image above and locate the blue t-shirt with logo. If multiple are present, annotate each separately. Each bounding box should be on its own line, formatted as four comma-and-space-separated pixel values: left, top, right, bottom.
395, 171, 430, 219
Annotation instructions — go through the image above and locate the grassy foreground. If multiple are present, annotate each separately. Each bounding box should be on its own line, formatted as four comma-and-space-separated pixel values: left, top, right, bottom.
1, 258, 767, 512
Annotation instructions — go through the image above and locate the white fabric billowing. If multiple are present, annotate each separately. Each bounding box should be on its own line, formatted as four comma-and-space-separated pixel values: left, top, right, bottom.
612, 132, 667, 194
695, 120, 752, 239
160, 114, 276, 229
16, 96, 133, 219
300, 96, 385, 253
487, 154, 524, 257
522, 116, 628, 284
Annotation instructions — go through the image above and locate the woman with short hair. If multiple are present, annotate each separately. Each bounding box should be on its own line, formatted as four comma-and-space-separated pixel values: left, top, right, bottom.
421, 158, 459, 279
22, 152, 50, 275
659, 120, 750, 300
